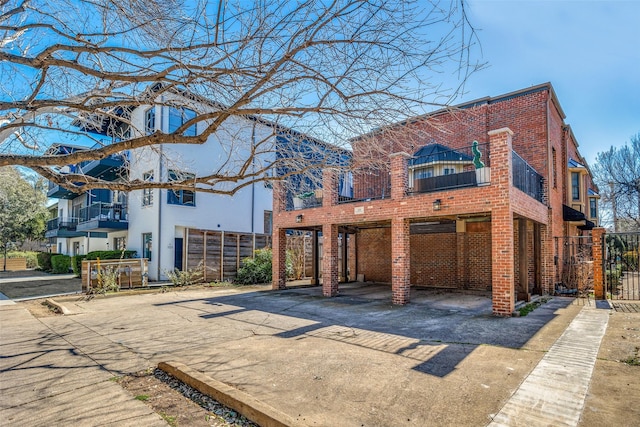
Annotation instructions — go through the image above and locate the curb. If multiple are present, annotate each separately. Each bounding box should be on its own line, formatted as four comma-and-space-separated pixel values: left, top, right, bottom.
158, 361, 307, 427
44, 298, 72, 315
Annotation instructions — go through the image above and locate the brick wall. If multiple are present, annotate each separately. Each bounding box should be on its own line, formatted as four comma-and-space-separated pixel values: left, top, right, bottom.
357, 228, 391, 282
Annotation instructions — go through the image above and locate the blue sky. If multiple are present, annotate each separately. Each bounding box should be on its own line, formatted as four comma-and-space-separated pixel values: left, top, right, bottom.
455, 0, 640, 166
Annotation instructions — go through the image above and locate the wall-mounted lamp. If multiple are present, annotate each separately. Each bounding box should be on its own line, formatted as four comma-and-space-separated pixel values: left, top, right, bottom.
433, 199, 442, 211
296, 214, 303, 223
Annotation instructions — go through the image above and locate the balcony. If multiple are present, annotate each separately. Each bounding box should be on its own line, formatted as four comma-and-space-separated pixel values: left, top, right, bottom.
512, 151, 544, 202
47, 181, 79, 199
79, 153, 126, 180
76, 203, 128, 232
45, 217, 86, 238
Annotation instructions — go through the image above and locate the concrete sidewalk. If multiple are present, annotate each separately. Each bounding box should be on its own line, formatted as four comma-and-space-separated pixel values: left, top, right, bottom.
0, 284, 634, 426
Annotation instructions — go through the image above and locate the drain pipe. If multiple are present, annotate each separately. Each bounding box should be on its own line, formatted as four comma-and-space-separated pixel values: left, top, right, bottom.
250, 122, 256, 233
157, 103, 164, 280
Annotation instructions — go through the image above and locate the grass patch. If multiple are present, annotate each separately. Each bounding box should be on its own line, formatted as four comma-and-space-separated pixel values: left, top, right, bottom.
135, 394, 150, 401
518, 297, 550, 317
159, 412, 177, 427
622, 347, 640, 366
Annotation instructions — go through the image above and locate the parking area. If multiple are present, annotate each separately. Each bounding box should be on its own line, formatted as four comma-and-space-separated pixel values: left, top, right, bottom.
1, 279, 638, 426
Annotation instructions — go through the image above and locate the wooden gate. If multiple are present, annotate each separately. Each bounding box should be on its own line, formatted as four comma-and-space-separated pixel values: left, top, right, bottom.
184, 228, 271, 282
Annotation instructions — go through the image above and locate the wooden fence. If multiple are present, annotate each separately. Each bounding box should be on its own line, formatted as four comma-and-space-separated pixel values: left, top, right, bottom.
82, 258, 148, 292
184, 228, 271, 282
1, 258, 27, 271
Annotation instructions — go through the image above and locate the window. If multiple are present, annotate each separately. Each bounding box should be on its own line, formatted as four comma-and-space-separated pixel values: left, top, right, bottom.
142, 171, 154, 206
167, 170, 196, 206
264, 210, 273, 234
168, 107, 197, 136
415, 167, 434, 179
443, 167, 455, 175
142, 233, 152, 261
571, 172, 581, 201
589, 198, 597, 219
145, 108, 155, 135
73, 242, 80, 256
114, 236, 126, 251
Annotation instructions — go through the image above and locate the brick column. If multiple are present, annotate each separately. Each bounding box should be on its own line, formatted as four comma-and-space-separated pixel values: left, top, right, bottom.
322, 223, 339, 297
272, 180, 286, 213
272, 227, 287, 290
488, 127, 515, 316
391, 217, 410, 305
592, 227, 605, 299
539, 223, 554, 295
322, 169, 338, 207
390, 152, 411, 200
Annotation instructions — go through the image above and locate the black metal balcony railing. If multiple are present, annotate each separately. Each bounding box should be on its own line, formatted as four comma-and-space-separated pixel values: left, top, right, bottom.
512, 151, 544, 202
46, 217, 79, 231
337, 170, 391, 204
78, 202, 127, 223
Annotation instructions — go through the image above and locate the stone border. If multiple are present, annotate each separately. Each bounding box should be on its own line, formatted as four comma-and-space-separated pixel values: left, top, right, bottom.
158, 361, 306, 427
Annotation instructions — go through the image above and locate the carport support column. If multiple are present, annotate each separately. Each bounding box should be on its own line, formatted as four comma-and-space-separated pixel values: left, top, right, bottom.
390, 152, 411, 199
592, 227, 605, 299
391, 217, 410, 305
272, 227, 287, 290
322, 223, 339, 297
489, 127, 515, 316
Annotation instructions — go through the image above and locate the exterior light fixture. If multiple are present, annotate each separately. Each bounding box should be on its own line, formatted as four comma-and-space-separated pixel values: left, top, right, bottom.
296, 214, 303, 223
433, 199, 442, 211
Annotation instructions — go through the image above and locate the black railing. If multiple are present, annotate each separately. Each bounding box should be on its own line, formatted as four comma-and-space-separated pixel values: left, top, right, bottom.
512, 151, 544, 202
78, 202, 127, 223
337, 170, 391, 204
46, 217, 79, 231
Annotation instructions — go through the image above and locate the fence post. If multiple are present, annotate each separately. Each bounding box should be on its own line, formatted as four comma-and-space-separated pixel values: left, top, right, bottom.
592, 227, 605, 299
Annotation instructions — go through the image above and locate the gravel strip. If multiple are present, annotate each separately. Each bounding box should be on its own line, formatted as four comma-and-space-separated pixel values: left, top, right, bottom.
153, 368, 259, 427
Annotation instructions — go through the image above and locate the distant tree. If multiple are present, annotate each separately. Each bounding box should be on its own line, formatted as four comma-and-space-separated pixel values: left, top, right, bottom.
0, 0, 482, 196
592, 133, 640, 231
0, 167, 48, 270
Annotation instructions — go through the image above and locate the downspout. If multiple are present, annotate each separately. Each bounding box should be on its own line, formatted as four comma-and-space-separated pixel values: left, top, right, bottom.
157, 103, 164, 280
250, 122, 256, 233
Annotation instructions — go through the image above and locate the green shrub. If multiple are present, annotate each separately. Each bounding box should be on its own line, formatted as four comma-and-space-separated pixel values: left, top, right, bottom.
85, 250, 136, 260
51, 254, 71, 274
37, 252, 53, 272
72, 255, 86, 278
623, 251, 638, 271
7, 251, 39, 268
236, 248, 293, 285
236, 248, 273, 285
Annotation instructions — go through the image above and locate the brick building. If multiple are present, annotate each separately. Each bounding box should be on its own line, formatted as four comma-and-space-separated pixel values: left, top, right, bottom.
271, 83, 599, 316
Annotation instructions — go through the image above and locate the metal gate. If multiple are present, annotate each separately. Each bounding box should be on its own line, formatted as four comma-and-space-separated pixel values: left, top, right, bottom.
604, 232, 640, 300
554, 236, 594, 296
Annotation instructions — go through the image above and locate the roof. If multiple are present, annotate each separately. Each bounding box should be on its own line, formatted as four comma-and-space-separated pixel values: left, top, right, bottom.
588, 188, 599, 197
568, 158, 586, 169
409, 144, 472, 166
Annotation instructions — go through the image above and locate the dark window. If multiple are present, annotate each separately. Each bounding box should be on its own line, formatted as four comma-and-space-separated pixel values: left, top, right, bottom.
142, 233, 152, 261
589, 198, 597, 219
142, 171, 153, 206
114, 236, 126, 251
145, 108, 155, 135
264, 210, 273, 234
168, 107, 197, 136
167, 170, 196, 206
571, 172, 581, 201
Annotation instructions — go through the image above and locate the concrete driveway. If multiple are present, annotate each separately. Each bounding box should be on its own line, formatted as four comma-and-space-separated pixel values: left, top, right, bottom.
1, 283, 638, 426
